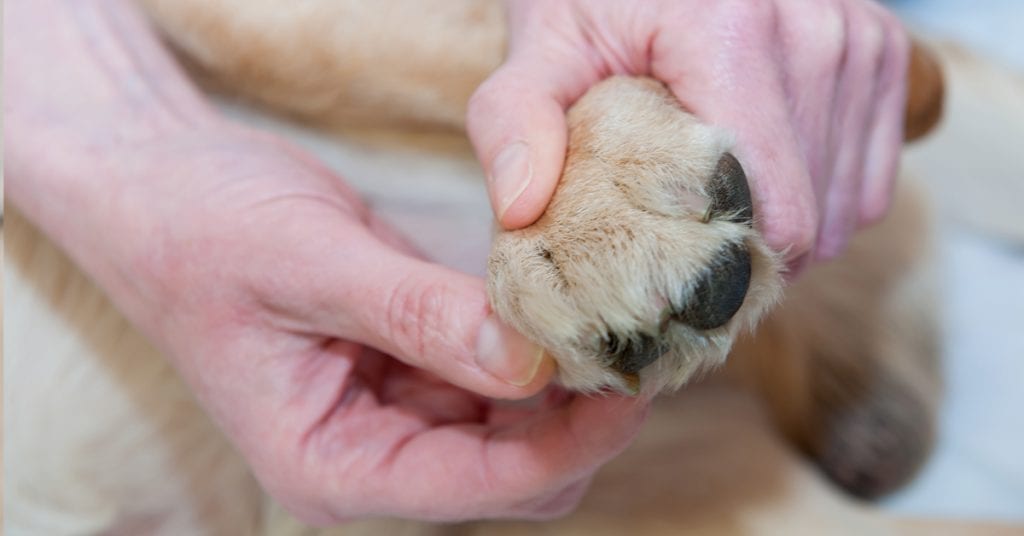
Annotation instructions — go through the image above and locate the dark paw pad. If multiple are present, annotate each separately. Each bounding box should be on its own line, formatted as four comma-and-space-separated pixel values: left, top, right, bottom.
673, 242, 752, 330
605, 332, 667, 375
814, 378, 936, 499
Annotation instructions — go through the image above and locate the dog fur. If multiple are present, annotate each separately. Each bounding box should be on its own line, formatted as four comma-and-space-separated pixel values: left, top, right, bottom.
488, 77, 782, 395
134, 0, 945, 397
9, 1, 1015, 534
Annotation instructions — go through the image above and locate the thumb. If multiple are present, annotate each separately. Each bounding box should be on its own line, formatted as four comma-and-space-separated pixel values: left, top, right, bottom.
466, 59, 576, 230
300, 223, 557, 400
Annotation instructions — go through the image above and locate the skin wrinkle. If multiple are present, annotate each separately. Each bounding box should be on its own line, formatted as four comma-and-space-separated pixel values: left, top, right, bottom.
84, 1, 210, 132
860, 21, 909, 224
7, 0, 944, 526
572, 6, 644, 76
295, 343, 360, 451
104, 2, 196, 126
780, 4, 842, 190
386, 273, 443, 371
820, 7, 880, 257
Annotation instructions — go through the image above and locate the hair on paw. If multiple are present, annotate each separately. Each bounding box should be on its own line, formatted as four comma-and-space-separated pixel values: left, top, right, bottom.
487, 77, 784, 395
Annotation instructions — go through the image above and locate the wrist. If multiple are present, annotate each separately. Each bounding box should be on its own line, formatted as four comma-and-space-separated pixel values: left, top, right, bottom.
5, 0, 236, 318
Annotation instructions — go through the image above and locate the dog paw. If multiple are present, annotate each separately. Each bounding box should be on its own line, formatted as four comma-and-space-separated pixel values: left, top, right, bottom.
813, 377, 937, 499
487, 77, 783, 395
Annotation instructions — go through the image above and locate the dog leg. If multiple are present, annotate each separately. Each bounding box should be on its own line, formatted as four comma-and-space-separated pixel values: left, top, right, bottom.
728, 183, 943, 498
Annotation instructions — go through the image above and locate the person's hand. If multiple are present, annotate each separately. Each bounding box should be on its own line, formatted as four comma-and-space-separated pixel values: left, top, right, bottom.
84, 127, 651, 523
468, 0, 910, 274
4, 0, 650, 524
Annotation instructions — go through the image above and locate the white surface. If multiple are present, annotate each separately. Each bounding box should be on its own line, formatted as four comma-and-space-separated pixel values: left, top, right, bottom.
884, 229, 1024, 521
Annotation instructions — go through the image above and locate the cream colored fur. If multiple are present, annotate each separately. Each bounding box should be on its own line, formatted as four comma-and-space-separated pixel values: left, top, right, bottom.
488, 77, 781, 394
3, 198, 1005, 534
136, 0, 504, 131
4, 0, 1020, 533
133, 0, 949, 396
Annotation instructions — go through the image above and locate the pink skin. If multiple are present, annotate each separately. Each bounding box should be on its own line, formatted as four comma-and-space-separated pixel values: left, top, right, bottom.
6, 0, 907, 524
469, 0, 910, 275
5, 0, 648, 525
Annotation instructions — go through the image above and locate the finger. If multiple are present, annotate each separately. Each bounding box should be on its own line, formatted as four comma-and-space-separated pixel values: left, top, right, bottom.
651, 25, 818, 266
816, 4, 885, 259
291, 218, 556, 400
371, 394, 649, 520
774, 0, 848, 276
859, 12, 910, 226
776, 0, 847, 194
466, 47, 599, 230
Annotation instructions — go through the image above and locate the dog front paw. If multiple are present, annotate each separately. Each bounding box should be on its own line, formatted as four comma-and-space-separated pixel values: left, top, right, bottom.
487, 77, 783, 395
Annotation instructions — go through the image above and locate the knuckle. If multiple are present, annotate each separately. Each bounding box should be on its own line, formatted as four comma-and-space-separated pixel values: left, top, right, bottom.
385, 275, 448, 362
848, 3, 898, 71
466, 77, 502, 135
706, 0, 779, 44
860, 22, 887, 63
883, 22, 912, 84
791, 224, 818, 258
782, 0, 846, 79
467, 67, 521, 129
776, 211, 819, 259
466, 75, 499, 118
815, 0, 848, 57
466, 66, 531, 157
823, 14, 848, 62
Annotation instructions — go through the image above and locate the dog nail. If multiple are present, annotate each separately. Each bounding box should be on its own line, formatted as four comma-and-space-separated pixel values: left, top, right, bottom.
707, 153, 753, 226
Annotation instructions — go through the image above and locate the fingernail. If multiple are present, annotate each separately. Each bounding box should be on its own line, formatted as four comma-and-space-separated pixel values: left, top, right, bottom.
488, 142, 533, 220
476, 315, 546, 386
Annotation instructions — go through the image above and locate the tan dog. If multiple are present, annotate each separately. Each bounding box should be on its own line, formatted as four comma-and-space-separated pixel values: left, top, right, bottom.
9, 0, 1018, 534
134, 0, 943, 397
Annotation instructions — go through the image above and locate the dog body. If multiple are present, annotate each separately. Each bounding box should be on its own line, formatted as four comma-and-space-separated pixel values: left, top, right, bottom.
9, 1, 1017, 534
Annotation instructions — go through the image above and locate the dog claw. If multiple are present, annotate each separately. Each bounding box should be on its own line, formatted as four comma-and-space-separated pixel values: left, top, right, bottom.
707, 153, 753, 226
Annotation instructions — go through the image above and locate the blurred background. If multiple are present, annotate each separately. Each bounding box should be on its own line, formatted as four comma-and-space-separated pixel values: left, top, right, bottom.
4, 0, 1021, 531
889, 0, 1024, 71
879, 0, 1024, 522
235, 1, 1024, 522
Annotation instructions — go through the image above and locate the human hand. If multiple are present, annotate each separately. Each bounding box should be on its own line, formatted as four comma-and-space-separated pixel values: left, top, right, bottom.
91, 128, 651, 523
5, 0, 650, 524
468, 0, 911, 274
